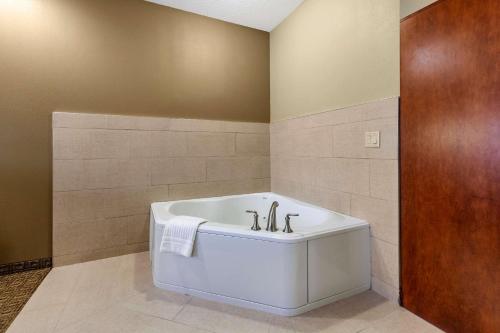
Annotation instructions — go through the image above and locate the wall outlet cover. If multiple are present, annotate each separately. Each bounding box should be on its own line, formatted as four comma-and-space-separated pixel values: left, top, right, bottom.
365, 131, 380, 148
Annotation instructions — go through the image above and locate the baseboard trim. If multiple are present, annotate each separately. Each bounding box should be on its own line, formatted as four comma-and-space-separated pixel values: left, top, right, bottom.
0, 257, 52, 276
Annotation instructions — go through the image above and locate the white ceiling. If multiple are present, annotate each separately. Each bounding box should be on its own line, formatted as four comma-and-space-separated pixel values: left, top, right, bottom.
145, 0, 303, 32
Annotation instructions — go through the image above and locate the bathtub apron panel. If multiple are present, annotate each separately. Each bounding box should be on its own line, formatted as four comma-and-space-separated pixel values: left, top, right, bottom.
308, 229, 371, 303
154, 230, 308, 309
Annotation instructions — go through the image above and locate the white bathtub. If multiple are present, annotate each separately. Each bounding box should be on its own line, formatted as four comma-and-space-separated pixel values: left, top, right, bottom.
150, 193, 370, 316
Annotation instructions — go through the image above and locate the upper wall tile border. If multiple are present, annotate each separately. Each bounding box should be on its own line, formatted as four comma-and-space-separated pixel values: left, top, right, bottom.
53, 112, 269, 134
270, 97, 398, 130
53, 112, 108, 129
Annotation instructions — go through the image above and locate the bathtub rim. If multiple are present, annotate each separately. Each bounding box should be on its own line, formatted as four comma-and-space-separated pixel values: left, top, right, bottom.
151, 192, 369, 244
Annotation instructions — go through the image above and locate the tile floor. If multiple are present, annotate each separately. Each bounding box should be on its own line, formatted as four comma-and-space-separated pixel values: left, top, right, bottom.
7, 252, 442, 333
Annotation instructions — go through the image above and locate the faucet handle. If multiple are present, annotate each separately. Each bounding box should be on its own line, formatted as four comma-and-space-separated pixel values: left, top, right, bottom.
245, 210, 261, 231
283, 213, 299, 233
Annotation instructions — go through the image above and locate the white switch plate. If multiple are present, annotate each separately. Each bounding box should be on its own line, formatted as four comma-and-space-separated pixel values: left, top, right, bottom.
365, 131, 380, 148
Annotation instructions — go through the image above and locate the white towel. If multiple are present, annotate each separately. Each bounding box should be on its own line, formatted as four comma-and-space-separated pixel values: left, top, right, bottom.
160, 216, 206, 257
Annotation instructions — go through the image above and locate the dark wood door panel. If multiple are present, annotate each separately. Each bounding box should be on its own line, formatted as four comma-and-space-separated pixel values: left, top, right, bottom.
400, 0, 500, 332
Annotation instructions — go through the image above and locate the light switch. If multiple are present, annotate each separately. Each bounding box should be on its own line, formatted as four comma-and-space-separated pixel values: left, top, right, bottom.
365, 131, 380, 148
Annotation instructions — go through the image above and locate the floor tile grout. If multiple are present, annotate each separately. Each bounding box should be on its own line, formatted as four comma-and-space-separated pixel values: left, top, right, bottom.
170, 296, 192, 322
51, 264, 97, 332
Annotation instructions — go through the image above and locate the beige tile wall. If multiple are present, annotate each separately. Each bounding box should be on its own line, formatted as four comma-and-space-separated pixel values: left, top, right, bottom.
52, 112, 270, 266
270, 97, 400, 302
52, 105, 399, 302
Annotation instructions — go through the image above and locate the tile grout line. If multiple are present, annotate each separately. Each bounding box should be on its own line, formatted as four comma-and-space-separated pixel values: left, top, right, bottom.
137, 312, 217, 333
54, 125, 269, 135
268, 155, 398, 161
355, 302, 401, 333
53, 177, 271, 193
170, 296, 193, 323
368, 159, 372, 199
51, 265, 85, 332
371, 235, 399, 247
271, 177, 397, 204
371, 275, 399, 297
55, 154, 271, 161
270, 114, 397, 131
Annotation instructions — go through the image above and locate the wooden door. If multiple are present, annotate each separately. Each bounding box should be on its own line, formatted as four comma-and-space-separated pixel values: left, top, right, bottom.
400, 0, 500, 332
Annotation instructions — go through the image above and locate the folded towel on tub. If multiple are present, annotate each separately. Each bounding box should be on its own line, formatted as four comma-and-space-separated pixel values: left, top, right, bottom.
160, 216, 207, 257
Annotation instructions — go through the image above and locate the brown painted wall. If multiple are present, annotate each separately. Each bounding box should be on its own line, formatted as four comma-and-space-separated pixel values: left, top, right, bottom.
0, 0, 270, 264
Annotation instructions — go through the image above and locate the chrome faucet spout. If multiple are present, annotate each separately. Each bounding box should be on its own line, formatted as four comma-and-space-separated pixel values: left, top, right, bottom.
266, 201, 279, 232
